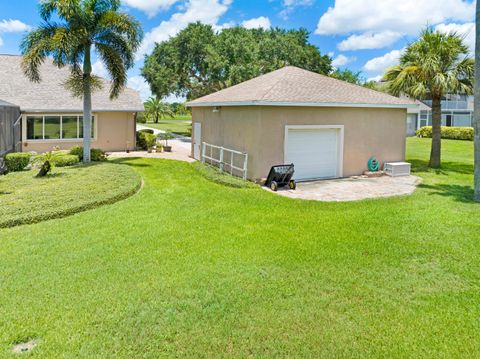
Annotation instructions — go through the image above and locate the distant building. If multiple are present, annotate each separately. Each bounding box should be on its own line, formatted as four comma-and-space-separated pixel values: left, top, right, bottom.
407, 94, 473, 136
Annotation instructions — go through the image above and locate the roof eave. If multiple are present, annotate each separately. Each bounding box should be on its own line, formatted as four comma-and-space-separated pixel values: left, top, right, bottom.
186, 100, 416, 109
21, 108, 144, 113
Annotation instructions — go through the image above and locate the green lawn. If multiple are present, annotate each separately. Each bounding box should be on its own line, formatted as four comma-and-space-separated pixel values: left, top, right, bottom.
1, 138, 479, 357
143, 120, 192, 136
0, 162, 141, 228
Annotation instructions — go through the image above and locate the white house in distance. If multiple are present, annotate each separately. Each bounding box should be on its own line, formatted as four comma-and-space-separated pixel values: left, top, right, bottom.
407, 94, 474, 136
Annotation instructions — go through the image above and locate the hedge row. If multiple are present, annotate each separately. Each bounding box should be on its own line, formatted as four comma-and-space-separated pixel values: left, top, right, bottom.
4, 152, 33, 172
416, 126, 474, 141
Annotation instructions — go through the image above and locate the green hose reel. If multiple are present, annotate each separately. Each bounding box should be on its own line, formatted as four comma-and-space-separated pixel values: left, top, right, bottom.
368, 156, 379, 172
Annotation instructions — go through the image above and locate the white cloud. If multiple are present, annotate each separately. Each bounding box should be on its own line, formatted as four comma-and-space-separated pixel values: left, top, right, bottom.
137, 0, 231, 59
0, 19, 31, 48
338, 31, 403, 51
241, 16, 271, 30
367, 75, 383, 82
316, 0, 474, 36
436, 22, 475, 53
0, 19, 31, 32
127, 76, 152, 101
122, 0, 179, 17
280, 0, 314, 20
331, 54, 355, 67
92, 60, 108, 79
363, 48, 404, 74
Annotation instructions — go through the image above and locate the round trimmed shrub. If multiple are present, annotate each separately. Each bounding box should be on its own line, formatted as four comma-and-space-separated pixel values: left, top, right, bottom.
55, 154, 80, 167
5, 152, 32, 172
68, 146, 107, 161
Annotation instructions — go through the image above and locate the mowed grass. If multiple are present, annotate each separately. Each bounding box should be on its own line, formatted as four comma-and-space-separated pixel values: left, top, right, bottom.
0, 162, 141, 228
0, 138, 479, 357
144, 120, 192, 136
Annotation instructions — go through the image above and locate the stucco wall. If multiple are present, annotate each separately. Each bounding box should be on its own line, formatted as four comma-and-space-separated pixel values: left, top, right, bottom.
192, 106, 407, 181
21, 111, 136, 153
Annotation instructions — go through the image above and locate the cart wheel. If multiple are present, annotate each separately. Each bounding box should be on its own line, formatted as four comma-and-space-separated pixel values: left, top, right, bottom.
289, 180, 296, 190
270, 181, 278, 192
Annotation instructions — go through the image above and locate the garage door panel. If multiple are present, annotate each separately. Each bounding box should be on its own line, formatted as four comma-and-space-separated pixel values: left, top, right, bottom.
286, 128, 340, 180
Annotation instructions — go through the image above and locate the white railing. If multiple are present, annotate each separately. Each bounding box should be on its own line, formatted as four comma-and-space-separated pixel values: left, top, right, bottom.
201, 142, 248, 180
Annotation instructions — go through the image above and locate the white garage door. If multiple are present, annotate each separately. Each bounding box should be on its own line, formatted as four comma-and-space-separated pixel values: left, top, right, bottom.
286, 127, 341, 181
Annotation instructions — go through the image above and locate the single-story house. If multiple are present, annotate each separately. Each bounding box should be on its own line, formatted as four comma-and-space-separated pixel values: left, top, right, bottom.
187, 66, 414, 182
0, 54, 143, 153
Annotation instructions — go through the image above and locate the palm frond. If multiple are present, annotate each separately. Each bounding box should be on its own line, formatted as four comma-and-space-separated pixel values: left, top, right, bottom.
95, 42, 126, 98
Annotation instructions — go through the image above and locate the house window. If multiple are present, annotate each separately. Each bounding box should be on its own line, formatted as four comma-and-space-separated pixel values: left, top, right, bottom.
62, 116, 78, 139
26, 115, 95, 140
26, 116, 43, 139
44, 116, 61, 139
453, 112, 472, 127
79, 116, 95, 139
419, 110, 429, 127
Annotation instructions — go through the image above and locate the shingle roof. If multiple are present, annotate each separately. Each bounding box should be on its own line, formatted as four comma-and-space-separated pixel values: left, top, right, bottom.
0, 54, 144, 112
187, 66, 413, 108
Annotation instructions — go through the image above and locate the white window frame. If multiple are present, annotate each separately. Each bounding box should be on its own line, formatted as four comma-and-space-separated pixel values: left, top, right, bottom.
24, 113, 97, 142
284, 124, 344, 179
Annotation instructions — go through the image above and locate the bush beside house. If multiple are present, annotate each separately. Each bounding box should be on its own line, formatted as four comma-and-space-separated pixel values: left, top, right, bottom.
416, 126, 474, 141
69, 146, 107, 161
136, 130, 156, 150
4, 152, 33, 172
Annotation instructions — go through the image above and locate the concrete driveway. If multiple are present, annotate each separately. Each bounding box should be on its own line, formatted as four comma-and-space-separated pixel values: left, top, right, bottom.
269, 175, 421, 202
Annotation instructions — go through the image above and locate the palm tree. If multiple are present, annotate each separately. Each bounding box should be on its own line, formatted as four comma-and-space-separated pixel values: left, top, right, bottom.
475, 1, 480, 201
384, 28, 474, 168
144, 97, 174, 123
21, 0, 142, 163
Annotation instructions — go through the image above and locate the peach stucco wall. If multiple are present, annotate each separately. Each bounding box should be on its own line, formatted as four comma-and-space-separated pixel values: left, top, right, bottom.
191, 106, 407, 181
21, 111, 136, 153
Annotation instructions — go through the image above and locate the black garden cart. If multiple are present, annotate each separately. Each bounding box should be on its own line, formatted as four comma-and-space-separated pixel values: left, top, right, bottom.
265, 164, 296, 191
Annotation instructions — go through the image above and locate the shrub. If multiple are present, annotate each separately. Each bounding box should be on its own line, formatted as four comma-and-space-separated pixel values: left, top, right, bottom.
138, 128, 154, 134
416, 126, 474, 141
136, 131, 156, 150
69, 146, 107, 161
136, 113, 147, 123
90, 148, 107, 161
4, 152, 32, 172
55, 154, 80, 167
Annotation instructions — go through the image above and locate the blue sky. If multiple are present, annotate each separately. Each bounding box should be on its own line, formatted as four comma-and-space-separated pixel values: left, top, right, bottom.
0, 0, 476, 101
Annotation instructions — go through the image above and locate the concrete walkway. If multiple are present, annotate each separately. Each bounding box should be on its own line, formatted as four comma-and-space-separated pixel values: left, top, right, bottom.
108, 138, 194, 163
270, 175, 421, 202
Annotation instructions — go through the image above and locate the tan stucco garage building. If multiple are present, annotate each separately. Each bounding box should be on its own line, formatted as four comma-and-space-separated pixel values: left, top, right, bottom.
187, 66, 413, 182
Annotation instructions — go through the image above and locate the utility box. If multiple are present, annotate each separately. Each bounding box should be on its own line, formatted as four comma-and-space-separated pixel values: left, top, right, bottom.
384, 162, 411, 177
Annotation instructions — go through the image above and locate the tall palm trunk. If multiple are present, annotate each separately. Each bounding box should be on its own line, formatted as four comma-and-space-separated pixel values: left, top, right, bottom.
429, 96, 442, 168
474, 0, 480, 201
83, 46, 92, 163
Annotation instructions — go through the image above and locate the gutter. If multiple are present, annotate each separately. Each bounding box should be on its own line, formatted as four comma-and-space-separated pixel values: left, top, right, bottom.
186, 100, 418, 109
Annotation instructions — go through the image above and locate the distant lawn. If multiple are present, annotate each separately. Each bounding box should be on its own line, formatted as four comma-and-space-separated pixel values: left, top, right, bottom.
0, 162, 141, 228
143, 120, 192, 136
0, 138, 479, 357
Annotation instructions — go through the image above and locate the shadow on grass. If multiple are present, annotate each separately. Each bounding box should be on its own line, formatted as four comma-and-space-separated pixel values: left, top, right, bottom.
409, 159, 473, 175
419, 183, 475, 203
33, 172, 67, 179
109, 157, 152, 167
